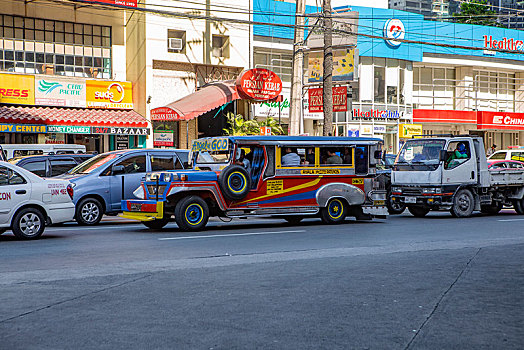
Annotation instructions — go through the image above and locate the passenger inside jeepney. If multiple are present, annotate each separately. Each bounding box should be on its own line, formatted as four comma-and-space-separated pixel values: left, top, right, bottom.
326, 149, 343, 164
281, 147, 300, 166
235, 149, 251, 172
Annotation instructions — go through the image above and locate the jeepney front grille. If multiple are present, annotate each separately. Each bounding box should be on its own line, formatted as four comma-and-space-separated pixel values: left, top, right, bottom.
147, 185, 166, 196
402, 188, 421, 196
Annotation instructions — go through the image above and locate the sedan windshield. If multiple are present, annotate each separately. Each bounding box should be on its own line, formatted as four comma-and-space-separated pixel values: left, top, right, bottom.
396, 139, 445, 166
69, 153, 120, 174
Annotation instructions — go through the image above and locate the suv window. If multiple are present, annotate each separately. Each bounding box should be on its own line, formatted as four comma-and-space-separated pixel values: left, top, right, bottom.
151, 154, 175, 171
0, 166, 26, 185
489, 152, 506, 160
23, 160, 47, 177
115, 155, 147, 174
50, 158, 77, 176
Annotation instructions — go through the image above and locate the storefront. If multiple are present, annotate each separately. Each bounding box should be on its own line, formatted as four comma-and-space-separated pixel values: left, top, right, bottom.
0, 73, 148, 152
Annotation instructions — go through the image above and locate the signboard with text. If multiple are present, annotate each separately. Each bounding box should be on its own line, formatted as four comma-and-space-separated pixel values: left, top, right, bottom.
478, 111, 524, 130
151, 107, 181, 121
399, 124, 423, 138
0, 73, 35, 105
307, 86, 347, 113
85, 0, 137, 8
91, 126, 149, 135
86, 80, 133, 109
35, 77, 86, 107
153, 131, 174, 147
48, 125, 91, 134
308, 49, 358, 83
235, 68, 282, 101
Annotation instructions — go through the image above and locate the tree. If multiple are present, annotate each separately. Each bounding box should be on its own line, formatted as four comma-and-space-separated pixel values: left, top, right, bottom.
453, 0, 501, 27
223, 113, 284, 136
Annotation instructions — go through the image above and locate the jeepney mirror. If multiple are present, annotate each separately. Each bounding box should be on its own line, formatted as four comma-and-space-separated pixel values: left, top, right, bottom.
439, 149, 448, 162
374, 150, 382, 160
112, 165, 125, 175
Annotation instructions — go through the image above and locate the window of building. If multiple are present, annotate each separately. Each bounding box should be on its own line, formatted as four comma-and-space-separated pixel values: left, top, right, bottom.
254, 48, 292, 83
212, 35, 229, 58
167, 29, 186, 54
0, 14, 111, 77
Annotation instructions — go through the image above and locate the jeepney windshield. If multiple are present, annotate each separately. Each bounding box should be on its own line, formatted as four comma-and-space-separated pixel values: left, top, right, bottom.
191, 138, 231, 165
196, 150, 230, 164
395, 139, 445, 170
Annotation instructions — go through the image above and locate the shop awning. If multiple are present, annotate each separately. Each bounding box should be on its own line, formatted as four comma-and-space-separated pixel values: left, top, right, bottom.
0, 106, 148, 128
151, 81, 239, 121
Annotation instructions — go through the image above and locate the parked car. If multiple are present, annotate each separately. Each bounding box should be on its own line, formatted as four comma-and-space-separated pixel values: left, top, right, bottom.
487, 159, 524, 170
8, 154, 95, 177
1, 144, 87, 160
0, 161, 75, 239
488, 148, 524, 162
59, 148, 189, 225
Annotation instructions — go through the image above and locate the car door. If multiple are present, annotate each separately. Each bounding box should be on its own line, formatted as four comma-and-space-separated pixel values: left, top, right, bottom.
108, 153, 148, 211
442, 139, 477, 185
0, 165, 30, 225
49, 157, 78, 177
20, 159, 48, 177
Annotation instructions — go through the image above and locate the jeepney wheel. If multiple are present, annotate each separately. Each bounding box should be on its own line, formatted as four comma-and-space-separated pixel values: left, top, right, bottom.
513, 199, 524, 214
450, 189, 474, 218
175, 196, 209, 231
320, 198, 347, 224
142, 217, 170, 229
218, 165, 252, 201
480, 202, 503, 215
76, 197, 104, 225
408, 206, 430, 218
12, 208, 45, 240
284, 216, 303, 225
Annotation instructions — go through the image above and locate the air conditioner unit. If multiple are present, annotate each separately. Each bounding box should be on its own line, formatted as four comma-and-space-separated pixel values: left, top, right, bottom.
168, 38, 183, 51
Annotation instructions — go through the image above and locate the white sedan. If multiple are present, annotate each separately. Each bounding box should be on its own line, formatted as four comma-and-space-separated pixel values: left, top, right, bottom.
0, 161, 75, 240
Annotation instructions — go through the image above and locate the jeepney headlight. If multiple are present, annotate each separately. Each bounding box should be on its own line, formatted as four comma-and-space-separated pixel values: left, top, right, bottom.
133, 186, 146, 199
391, 186, 402, 193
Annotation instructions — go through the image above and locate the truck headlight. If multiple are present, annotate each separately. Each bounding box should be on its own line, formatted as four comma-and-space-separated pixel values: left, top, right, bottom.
391, 186, 402, 193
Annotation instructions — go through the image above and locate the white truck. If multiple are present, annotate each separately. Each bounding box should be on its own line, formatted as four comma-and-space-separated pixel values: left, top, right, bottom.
390, 135, 524, 217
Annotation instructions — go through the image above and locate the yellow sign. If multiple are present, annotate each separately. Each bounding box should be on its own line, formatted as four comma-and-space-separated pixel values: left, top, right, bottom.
0, 73, 35, 105
308, 49, 356, 83
266, 180, 284, 194
352, 178, 364, 185
399, 124, 423, 138
86, 80, 133, 109
191, 138, 229, 152
301, 169, 341, 175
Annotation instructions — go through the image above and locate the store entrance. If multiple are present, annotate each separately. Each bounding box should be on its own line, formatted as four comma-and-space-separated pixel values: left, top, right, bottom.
67, 134, 102, 154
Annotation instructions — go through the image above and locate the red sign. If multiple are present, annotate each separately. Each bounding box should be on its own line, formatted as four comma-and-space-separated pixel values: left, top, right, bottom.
483, 35, 524, 52
307, 86, 347, 113
413, 109, 477, 124
478, 111, 524, 130
236, 69, 282, 101
85, 0, 137, 8
151, 107, 181, 121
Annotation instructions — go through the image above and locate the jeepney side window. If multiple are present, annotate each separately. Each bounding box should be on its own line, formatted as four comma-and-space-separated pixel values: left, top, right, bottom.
354, 146, 368, 174
263, 146, 275, 178
278, 147, 313, 167
319, 147, 353, 166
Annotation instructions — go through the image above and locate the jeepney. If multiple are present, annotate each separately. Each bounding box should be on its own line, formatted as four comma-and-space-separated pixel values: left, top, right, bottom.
121, 136, 388, 231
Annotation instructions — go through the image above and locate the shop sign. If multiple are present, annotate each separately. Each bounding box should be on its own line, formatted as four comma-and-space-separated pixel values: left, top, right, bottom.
85, 0, 137, 8
86, 81, 133, 109
47, 125, 91, 134
383, 19, 405, 48
255, 95, 290, 119
483, 35, 524, 53
307, 11, 358, 49
153, 131, 174, 147
347, 127, 360, 137
0, 73, 35, 105
360, 125, 373, 136
373, 125, 387, 133
236, 69, 282, 101
0, 123, 46, 133
91, 126, 150, 135
116, 135, 129, 150
260, 126, 271, 135
35, 77, 86, 107
151, 107, 181, 121
308, 48, 358, 83
478, 111, 524, 130
353, 109, 402, 120
399, 124, 423, 138
307, 86, 347, 113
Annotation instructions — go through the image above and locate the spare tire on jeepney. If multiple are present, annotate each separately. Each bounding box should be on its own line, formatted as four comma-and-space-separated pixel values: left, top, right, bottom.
218, 165, 251, 201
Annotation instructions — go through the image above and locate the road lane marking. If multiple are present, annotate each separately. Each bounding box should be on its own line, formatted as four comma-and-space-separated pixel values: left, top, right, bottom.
158, 230, 306, 240
497, 218, 524, 222
46, 224, 144, 232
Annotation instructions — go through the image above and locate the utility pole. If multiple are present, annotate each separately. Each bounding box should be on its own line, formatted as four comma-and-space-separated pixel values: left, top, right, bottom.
322, 0, 333, 136
289, 0, 305, 136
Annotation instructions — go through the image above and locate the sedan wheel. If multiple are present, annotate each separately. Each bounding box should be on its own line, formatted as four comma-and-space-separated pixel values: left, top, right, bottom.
76, 198, 103, 225
12, 208, 45, 240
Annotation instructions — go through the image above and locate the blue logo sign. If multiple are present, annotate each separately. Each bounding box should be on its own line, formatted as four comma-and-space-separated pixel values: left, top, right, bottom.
383, 19, 405, 48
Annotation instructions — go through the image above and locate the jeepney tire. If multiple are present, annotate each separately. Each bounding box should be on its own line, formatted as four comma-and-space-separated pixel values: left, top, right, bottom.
513, 199, 524, 214
408, 206, 430, 218
142, 217, 170, 230
76, 197, 104, 225
218, 165, 251, 201
174, 196, 209, 231
12, 207, 45, 240
320, 198, 347, 224
284, 216, 303, 225
450, 189, 474, 218
480, 202, 503, 215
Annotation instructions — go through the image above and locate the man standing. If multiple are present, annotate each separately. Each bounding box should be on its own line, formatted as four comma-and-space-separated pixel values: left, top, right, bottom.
487, 144, 497, 156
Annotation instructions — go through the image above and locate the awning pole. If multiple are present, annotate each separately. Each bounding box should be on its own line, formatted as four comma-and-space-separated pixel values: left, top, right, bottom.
186, 121, 189, 149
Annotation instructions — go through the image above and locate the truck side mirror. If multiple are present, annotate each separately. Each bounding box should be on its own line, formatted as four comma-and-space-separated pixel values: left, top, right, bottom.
439, 149, 448, 162
374, 150, 382, 160
112, 164, 125, 175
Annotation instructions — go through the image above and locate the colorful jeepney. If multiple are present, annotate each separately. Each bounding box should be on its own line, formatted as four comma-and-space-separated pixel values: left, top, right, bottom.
121, 136, 388, 231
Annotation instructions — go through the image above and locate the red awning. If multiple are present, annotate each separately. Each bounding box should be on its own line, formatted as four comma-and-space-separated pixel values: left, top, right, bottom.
0, 106, 148, 128
151, 81, 239, 121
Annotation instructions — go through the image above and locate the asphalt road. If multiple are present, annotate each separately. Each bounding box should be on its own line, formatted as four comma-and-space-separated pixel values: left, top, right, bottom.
1, 210, 524, 349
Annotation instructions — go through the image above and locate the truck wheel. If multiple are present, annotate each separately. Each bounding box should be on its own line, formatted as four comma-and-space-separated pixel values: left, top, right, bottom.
12, 208, 45, 240
76, 197, 103, 225
387, 194, 406, 215
513, 199, 524, 214
320, 198, 346, 224
408, 206, 430, 218
142, 217, 170, 229
218, 165, 251, 201
174, 196, 209, 231
450, 189, 474, 218
480, 202, 503, 215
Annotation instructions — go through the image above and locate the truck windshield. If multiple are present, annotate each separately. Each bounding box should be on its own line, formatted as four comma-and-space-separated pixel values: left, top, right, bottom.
396, 140, 445, 167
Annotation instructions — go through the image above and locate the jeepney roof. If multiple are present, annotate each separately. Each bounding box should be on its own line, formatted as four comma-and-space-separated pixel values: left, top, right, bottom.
197, 136, 382, 147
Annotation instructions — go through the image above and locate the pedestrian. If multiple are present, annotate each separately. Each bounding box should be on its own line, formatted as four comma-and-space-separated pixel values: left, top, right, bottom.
487, 144, 497, 156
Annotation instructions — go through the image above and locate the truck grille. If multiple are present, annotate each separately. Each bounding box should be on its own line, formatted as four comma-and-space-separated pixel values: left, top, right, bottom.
402, 188, 421, 196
